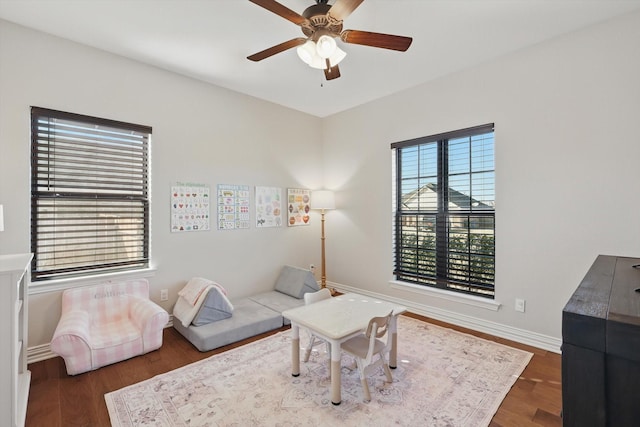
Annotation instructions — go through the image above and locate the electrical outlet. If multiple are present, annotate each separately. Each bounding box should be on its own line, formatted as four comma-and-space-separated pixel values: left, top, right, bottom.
515, 298, 526, 313
309, 264, 315, 272
160, 289, 168, 301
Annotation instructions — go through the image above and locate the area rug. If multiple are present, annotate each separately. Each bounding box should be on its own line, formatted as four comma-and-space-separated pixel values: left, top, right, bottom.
105, 316, 532, 427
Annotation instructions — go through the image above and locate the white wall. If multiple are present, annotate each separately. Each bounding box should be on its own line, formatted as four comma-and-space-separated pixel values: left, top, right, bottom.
321, 10, 640, 345
2, 9, 640, 354
0, 20, 323, 348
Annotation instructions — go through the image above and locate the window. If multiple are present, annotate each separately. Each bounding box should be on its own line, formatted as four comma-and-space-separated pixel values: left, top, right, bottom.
31, 107, 151, 281
391, 124, 495, 298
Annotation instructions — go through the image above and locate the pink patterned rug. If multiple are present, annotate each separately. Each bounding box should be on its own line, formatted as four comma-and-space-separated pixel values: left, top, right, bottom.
105, 316, 532, 426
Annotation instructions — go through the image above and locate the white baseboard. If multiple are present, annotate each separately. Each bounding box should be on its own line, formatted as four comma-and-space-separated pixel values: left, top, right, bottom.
330, 281, 562, 353
27, 316, 175, 365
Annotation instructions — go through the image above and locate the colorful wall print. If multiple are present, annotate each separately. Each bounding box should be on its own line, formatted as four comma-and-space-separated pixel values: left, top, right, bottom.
217, 184, 250, 230
171, 183, 210, 232
287, 188, 311, 226
255, 186, 282, 228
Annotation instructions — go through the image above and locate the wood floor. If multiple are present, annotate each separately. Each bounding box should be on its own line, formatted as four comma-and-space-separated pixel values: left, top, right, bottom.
25, 312, 562, 427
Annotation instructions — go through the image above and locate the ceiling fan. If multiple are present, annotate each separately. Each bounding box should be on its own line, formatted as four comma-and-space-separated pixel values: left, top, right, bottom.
247, 0, 413, 81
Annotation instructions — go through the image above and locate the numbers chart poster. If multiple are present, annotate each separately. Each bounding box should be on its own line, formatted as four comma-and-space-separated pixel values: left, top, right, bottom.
171, 183, 210, 232
287, 188, 311, 226
217, 184, 250, 230
255, 186, 282, 228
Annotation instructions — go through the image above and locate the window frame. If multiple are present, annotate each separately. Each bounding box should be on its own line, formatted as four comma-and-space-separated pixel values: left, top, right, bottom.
30, 107, 151, 282
391, 123, 495, 298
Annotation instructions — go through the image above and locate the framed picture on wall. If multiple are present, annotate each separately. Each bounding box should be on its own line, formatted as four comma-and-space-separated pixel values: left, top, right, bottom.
255, 186, 282, 227
171, 182, 210, 232
217, 184, 250, 230
287, 188, 311, 226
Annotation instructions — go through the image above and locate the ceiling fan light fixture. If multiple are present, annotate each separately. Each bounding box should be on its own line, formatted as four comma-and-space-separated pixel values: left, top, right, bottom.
307, 45, 346, 70
296, 39, 316, 65
328, 45, 346, 67
315, 34, 337, 58
308, 51, 326, 69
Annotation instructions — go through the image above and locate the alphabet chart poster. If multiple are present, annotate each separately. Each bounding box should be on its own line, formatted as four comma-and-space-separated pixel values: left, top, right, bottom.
255, 186, 282, 228
171, 183, 210, 232
217, 184, 250, 230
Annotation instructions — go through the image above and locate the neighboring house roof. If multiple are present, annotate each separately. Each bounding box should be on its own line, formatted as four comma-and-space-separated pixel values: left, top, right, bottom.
401, 183, 493, 211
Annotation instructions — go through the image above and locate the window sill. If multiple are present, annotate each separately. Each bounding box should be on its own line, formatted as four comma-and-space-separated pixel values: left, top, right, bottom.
28, 267, 157, 295
389, 280, 501, 311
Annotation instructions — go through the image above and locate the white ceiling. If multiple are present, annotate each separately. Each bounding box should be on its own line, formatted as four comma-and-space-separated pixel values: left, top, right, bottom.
1, 0, 640, 117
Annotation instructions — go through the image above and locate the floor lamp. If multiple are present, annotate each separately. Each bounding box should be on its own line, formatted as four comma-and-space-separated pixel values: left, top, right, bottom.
311, 190, 335, 291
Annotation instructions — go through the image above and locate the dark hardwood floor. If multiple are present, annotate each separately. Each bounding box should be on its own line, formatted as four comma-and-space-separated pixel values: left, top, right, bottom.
26, 312, 562, 426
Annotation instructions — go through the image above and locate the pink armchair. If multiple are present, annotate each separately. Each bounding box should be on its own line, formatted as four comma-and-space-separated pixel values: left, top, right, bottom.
51, 279, 169, 375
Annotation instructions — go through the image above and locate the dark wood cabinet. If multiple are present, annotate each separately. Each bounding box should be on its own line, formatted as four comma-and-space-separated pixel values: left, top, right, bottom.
562, 255, 640, 426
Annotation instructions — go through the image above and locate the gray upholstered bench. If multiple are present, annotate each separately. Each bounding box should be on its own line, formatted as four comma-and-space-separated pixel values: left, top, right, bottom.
173, 265, 319, 351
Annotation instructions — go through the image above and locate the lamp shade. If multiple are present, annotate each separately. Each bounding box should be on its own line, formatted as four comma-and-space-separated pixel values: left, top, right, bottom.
297, 39, 347, 70
311, 190, 335, 210
316, 35, 337, 59
328, 46, 346, 67
296, 40, 316, 65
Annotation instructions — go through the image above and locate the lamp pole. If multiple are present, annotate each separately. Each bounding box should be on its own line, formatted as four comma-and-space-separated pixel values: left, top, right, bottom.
311, 189, 335, 292
320, 208, 327, 289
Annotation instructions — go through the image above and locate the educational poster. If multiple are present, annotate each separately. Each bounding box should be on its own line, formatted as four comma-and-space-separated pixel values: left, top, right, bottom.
255, 186, 282, 228
217, 184, 250, 230
171, 183, 210, 232
287, 188, 311, 226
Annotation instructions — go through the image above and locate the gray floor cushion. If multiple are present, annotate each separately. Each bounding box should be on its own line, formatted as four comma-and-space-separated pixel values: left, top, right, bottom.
191, 285, 234, 326
173, 298, 283, 352
249, 290, 307, 326
274, 265, 319, 298
173, 265, 320, 351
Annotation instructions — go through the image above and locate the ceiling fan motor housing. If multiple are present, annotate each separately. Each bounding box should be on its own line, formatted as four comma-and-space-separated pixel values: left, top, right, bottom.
301, 4, 343, 40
